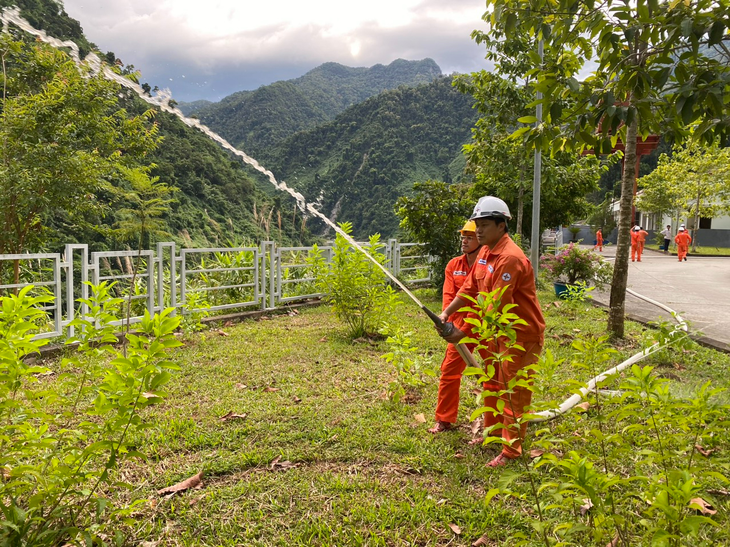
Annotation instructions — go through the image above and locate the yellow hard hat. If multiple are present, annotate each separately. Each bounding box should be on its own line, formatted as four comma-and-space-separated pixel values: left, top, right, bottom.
459, 220, 476, 234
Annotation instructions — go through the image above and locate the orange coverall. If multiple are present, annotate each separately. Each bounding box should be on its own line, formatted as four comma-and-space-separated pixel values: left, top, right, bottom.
636, 229, 648, 261
594, 230, 603, 252
457, 235, 546, 459
675, 231, 692, 261
435, 254, 479, 424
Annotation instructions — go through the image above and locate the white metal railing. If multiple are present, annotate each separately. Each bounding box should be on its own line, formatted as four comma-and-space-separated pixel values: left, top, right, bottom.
0, 239, 431, 342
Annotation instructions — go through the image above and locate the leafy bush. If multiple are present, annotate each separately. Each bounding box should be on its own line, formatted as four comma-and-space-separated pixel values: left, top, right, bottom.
461, 291, 729, 546
541, 243, 613, 288
0, 284, 181, 545
307, 222, 401, 338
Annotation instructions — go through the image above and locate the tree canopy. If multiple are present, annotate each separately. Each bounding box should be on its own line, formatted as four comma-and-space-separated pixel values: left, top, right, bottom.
0, 36, 160, 258
476, 0, 730, 337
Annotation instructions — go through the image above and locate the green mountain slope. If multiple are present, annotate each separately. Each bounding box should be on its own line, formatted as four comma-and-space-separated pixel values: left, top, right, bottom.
267, 77, 478, 238
192, 59, 442, 155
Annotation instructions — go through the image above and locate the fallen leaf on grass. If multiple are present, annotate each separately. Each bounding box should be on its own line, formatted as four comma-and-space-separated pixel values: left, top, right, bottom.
270, 456, 299, 471
293, 396, 302, 404
413, 413, 426, 423
690, 497, 717, 515
580, 498, 593, 516
263, 387, 280, 393
573, 328, 581, 333
36, 369, 56, 377
605, 535, 619, 547
287, 309, 299, 316
157, 471, 204, 496
673, 362, 686, 371
576, 401, 591, 412
552, 301, 562, 309
448, 523, 461, 535
471, 420, 482, 437
319, 336, 328, 342
223, 320, 234, 327
454, 452, 465, 459
235, 383, 248, 390
189, 496, 203, 506
529, 449, 545, 459
1, 467, 11, 480
694, 444, 715, 457
219, 411, 247, 422
214, 329, 229, 336
472, 534, 491, 547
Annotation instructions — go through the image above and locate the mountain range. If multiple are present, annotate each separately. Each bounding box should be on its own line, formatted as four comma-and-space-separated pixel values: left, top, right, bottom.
4, 0, 480, 245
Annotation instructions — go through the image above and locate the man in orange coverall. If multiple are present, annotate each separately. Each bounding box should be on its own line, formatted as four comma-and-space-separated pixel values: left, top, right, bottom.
636, 226, 649, 261
594, 228, 603, 252
428, 220, 483, 434
675, 227, 692, 262
437, 196, 545, 468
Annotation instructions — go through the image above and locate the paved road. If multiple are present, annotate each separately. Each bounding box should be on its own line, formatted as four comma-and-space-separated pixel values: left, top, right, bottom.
582, 245, 730, 351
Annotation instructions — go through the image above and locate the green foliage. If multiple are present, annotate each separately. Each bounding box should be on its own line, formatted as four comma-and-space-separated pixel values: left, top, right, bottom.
269, 77, 479, 238
0, 283, 181, 545
637, 141, 730, 249
307, 222, 401, 339
454, 72, 605, 238
0, 36, 160, 257
395, 180, 474, 288
462, 290, 730, 546
112, 164, 177, 249
477, 0, 730, 339
379, 323, 437, 403
195, 59, 442, 156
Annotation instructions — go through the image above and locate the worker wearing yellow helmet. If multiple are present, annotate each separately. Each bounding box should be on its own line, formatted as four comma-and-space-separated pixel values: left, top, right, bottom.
428, 220, 483, 434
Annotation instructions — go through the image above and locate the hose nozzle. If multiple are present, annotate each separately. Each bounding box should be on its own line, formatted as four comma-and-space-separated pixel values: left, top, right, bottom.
422, 306, 456, 338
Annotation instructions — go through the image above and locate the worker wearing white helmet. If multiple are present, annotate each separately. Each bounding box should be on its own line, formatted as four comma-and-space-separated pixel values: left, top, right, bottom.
428, 220, 483, 434
437, 196, 545, 468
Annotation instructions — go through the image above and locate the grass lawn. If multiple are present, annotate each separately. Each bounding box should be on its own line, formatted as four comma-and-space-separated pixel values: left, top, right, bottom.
645, 244, 730, 256
40, 289, 730, 546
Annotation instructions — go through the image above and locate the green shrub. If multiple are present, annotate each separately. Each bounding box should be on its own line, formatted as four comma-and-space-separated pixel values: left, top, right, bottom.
307, 222, 401, 338
0, 283, 181, 545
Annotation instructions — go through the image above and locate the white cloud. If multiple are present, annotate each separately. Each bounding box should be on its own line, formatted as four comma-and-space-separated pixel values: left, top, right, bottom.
61, 0, 489, 101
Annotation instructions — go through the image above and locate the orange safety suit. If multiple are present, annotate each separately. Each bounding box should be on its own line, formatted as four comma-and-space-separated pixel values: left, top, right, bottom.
457, 235, 546, 459
594, 230, 603, 252
435, 254, 481, 424
675, 231, 692, 261
636, 229, 648, 261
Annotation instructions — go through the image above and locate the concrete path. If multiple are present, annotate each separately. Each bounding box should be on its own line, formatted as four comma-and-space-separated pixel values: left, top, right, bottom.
580, 245, 730, 352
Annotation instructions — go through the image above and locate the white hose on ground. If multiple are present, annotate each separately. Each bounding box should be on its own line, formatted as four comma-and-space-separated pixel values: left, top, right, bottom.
530, 287, 689, 422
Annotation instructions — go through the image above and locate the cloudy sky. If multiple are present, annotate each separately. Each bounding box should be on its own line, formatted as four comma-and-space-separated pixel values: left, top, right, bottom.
61, 0, 491, 103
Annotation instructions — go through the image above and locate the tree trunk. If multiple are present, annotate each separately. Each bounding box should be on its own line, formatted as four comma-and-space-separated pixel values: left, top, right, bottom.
607, 115, 639, 339
692, 186, 700, 252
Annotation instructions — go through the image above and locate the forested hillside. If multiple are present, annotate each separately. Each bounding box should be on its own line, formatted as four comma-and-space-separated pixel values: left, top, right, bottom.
192, 59, 442, 156
266, 77, 478, 238
2, 0, 307, 251
2, 0, 477, 248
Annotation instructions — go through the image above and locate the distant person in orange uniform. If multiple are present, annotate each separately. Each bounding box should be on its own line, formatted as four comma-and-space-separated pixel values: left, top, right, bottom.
675, 227, 692, 262
428, 221, 482, 434
437, 196, 546, 468
630, 226, 639, 261
636, 226, 649, 261
594, 229, 603, 252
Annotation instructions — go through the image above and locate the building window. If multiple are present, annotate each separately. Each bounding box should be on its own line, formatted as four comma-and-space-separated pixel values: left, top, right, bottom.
700, 217, 712, 229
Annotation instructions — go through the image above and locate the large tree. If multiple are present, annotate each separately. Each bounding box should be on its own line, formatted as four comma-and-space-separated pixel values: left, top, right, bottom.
455, 72, 604, 242
0, 36, 160, 267
477, 0, 730, 337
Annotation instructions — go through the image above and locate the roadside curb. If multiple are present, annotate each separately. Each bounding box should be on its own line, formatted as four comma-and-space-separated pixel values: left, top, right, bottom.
589, 299, 730, 355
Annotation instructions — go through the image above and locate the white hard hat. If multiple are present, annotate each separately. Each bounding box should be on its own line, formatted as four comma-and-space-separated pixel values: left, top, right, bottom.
470, 196, 512, 221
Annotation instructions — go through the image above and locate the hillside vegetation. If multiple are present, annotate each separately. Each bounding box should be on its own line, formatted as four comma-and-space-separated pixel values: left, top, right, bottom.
192, 59, 442, 156
266, 77, 478, 238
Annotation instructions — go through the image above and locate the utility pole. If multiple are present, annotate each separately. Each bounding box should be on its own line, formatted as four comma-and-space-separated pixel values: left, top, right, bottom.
530, 38, 544, 281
